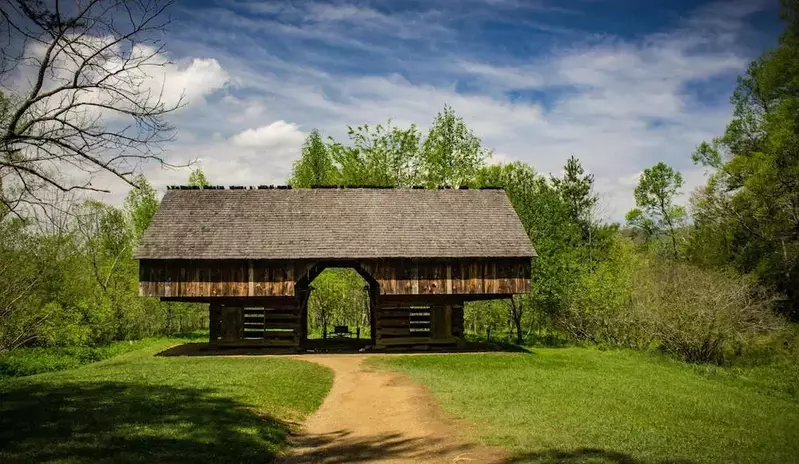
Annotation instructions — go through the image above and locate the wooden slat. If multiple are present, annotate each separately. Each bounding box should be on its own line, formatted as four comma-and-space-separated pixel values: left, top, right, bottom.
377, 319, 410, 328
216, 338, 297, 347
377, 310, 411, 318
379, 328, 412, 336
377, 337, 457, 346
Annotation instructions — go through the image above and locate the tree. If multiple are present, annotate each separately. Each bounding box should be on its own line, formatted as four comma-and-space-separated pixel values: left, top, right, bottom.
289, 130, 338, 187
0, 0, 181, 217
187, 168, 210, 188
124, 175, 159, 240
689, 0, 799, 317
551, 156, 597, 240
627, 162, 686, 258
473, 161, 583, 344
421, 105, 491, 187
332, 123, 422, 187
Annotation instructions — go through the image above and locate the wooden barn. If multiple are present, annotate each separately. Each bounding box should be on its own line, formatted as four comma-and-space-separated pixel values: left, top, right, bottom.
135, 187, 536, 350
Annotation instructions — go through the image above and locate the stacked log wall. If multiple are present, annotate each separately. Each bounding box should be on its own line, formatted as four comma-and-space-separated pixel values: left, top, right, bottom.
209, 300, 301, 347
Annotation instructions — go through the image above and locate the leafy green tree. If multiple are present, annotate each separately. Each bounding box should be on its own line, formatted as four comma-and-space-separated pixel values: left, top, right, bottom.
124, 176, 159, 240
331, 123, 422, 187
624, 209, 658, 243
473, 162, 582, 344
689, 0, 799, 317
551, 156, 597, 239
290, 130, 338, 187
308, 269, 368, 338
626, 162, 686, 258
421, 105, 491, 187
187, 168, 211, 188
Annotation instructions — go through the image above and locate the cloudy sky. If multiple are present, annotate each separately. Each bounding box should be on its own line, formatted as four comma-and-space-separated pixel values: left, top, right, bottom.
131, 0, 780, 220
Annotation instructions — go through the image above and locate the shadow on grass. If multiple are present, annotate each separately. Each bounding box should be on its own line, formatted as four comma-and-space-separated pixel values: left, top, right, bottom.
278, 429, 498, 464
157, 340, 531, 357
0, 381, 292, 463
508, 448, 695, 464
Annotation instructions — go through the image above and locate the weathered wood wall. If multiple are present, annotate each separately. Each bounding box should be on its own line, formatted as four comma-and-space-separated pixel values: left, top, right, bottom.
209, 300, 302, 347
361, 259, 530, 295
206, 294, 466, 349
139, 260, 305, 298
139, 258, 530, 298
373, 302, 462, 349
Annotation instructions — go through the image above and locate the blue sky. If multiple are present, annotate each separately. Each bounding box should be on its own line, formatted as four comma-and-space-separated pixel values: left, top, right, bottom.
131, 0, 781, 219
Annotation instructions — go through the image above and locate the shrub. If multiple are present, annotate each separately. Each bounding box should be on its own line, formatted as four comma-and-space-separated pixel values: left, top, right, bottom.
560, 237, 785, 365
559, 236, 645, 348
632, 261, 784, 365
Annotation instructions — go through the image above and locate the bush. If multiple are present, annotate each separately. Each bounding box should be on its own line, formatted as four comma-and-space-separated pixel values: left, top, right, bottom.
560, 238, 785, 365
559, 236, 646, 348
634, 261, 785, 365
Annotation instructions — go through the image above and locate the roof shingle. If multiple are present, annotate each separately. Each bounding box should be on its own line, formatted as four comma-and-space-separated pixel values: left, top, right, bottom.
134, 188, 536, 260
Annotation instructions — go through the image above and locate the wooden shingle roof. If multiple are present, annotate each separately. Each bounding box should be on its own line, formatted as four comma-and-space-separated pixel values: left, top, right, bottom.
134, 188, 536, 260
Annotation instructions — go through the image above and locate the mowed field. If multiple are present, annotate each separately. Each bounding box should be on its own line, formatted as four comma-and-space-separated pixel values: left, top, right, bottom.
2, 341, 798, 463
0, 340, 333, 463
370, 348, 799, 464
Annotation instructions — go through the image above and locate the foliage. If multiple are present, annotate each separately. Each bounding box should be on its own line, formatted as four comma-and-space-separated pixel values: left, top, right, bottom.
187, 168, 211, 188
289, 130, 338, 187
626, 162, 686, 258
0, 176, 206, 352
631, 261, 785, 365
470, 160, 598, 345
124, 175, 160, 240
688, 0, 799, 318
550, 155, 598, 241
332, 123, 423, 187
307, 269, 369, 338
371, 349, 799, 463
289, 105, 491, 188
420, 104, 491, 187
558, 235, 643, 348
558, 245, 785, 365
0, 339, 333, 463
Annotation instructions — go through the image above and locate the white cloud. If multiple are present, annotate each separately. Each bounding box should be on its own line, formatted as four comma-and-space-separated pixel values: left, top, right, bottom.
86, 0, 769, 221
231, 121, 305, 148
157, 58, 229, 107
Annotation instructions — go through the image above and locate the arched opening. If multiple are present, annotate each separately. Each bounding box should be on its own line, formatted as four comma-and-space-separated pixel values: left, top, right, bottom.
295, 261, 380, 348
306, 268, 369, 340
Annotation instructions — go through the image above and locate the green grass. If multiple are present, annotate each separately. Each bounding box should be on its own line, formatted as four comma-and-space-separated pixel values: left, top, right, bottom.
0, 338, 168, 377
369, 348, 799, 464
0, 339, 333, 463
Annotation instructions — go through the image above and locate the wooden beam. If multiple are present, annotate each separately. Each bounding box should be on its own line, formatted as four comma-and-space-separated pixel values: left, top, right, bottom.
248, 260, 254, 296
377, 336, 457, 346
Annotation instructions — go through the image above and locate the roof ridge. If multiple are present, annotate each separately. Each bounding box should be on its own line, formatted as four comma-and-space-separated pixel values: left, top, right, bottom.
166, 185, 505, 191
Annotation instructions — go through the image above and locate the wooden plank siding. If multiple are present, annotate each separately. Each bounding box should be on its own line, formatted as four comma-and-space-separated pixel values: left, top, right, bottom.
139, 258, 531, 298
210, 303, 303, 347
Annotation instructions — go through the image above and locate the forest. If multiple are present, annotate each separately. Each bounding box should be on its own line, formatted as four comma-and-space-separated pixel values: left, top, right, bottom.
1, 1, 798, 372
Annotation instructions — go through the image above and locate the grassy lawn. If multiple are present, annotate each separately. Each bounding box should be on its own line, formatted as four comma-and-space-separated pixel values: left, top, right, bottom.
0, 340, 333, 463
370, 348, 799, 464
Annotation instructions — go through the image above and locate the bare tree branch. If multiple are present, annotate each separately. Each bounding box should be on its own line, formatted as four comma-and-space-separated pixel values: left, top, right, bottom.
0, 0, 182, 217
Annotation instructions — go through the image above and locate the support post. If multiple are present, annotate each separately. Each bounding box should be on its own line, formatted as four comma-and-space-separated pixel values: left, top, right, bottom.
431, 304, 452, 339
209, 302, 221, 345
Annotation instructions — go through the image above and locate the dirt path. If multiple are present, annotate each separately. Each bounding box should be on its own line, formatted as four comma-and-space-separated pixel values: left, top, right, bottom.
278, 354, 506, 464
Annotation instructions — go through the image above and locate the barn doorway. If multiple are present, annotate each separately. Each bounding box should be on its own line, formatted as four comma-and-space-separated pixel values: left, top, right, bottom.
295, 261, 380, 350
306, 268, 370, 341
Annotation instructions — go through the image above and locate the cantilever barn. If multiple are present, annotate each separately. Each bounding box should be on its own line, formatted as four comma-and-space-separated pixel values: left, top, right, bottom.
135, 187, 536, 350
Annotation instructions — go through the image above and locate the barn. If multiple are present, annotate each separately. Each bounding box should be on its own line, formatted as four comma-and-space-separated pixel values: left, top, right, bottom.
135, 186, 536, 350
